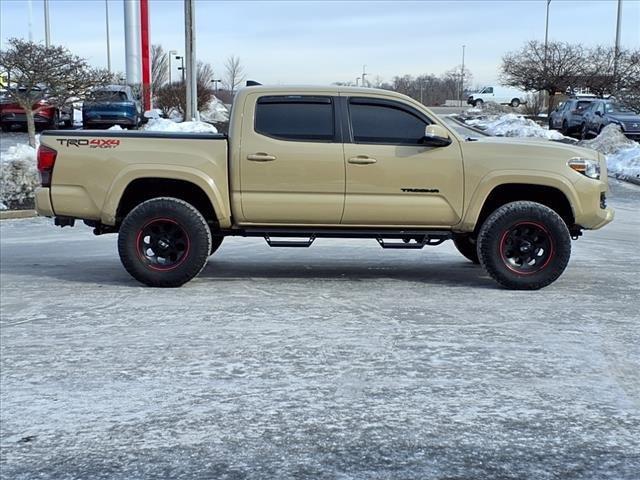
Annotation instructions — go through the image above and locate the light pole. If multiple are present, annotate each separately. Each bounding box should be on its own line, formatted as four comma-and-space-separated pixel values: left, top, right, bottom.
544, 0, 551, 110
184, 0, 198, 121
460, 44, 466, 106
105, 0, 111, 72
168, 50, 177, 84
613, 0, 623, 88
362, 65, 367, 87
44, 0, 50, 47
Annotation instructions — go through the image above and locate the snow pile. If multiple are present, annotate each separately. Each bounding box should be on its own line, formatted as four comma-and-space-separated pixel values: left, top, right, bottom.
463, 102, 513, 117
200, 97, 229, 123
142, 117, 218, 133
578, 124, 637, 155
470, 113, 566, 140
0, 143, 38, 210
579, 124, 640, 179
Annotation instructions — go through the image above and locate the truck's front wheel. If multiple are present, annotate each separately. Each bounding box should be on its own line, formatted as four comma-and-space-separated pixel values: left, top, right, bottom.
477, 201, 571, 290
118, 197, 211, 287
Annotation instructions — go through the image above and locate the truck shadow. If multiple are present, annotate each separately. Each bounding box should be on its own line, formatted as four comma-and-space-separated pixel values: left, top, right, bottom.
199, 257, 494, 289
2, 256, 493, 289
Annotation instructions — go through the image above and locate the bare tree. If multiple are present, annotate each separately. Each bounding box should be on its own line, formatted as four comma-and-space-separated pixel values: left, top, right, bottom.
223, 55, 246, 93
614, 50, 640, 112
155, 61, 216, 118
151, 44, 168, 96
0, 38, 112, 146
501, 40, 584, 114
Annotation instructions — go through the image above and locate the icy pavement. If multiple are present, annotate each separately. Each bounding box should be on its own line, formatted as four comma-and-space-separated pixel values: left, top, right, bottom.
1, 181, 639, 479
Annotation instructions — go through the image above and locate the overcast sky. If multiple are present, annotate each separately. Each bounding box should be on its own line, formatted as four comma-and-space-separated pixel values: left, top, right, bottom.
1, 0, 639, 87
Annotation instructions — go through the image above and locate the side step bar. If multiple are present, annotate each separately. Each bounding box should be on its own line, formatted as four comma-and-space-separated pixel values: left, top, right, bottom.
264, 235, 316, 248
221, 227, 453, 249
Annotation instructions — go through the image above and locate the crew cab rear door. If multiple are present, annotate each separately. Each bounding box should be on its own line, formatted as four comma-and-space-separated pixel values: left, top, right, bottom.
341, 96, 464, 226
238, 94, 345, 224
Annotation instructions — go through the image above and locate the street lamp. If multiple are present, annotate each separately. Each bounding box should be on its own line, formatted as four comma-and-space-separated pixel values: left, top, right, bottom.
168, 50, 177, 83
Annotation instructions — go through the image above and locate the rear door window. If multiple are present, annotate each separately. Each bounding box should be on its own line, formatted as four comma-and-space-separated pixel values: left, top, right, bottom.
255, 96, 335, 142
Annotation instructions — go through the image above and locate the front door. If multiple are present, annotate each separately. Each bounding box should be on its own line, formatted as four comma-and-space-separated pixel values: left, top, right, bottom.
341, 97, 464, 227
239, 94, 345, 224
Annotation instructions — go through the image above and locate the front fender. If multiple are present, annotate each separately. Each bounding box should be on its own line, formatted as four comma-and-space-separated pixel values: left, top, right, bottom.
456, 169, 581, 231
101, 164, 231, 227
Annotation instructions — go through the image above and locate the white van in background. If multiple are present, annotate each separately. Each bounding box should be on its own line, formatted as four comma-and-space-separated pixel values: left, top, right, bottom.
467, 86, 528, 108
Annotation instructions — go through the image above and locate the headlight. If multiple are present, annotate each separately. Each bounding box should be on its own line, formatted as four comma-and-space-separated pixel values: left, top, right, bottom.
568, 157, 600, 179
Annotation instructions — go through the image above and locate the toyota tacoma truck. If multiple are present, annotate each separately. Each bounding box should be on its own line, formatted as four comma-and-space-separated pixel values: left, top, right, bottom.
34, 85, 614, 289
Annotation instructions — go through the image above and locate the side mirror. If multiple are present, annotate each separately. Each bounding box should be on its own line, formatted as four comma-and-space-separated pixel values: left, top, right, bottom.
423, 124, 452, 147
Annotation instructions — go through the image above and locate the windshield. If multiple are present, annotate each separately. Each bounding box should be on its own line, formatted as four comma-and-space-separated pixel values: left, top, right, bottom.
605, 103, 634, 114
90, 91, 128, 102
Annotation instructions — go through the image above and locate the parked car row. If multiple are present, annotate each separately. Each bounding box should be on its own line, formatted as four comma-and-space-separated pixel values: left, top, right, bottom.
0, 85, 143, 132
549, 97, 640, 140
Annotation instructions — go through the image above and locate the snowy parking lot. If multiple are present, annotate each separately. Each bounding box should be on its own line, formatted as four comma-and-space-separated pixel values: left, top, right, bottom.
1, 180, 639, 479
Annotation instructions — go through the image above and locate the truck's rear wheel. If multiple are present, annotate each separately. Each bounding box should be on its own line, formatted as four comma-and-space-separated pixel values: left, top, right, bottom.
118, 197, 211, 287
453, 234, 479, 264
477, 201, 571, 290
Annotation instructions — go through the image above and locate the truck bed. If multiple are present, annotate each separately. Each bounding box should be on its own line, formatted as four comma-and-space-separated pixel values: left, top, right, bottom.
38, 130, 230, 227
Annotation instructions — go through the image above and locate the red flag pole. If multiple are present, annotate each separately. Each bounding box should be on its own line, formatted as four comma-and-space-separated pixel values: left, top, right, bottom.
140, 0, 151, 111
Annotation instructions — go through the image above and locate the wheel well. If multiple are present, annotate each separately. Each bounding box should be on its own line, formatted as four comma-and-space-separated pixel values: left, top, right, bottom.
116, 178, 218, 227
476, 184, 574, 232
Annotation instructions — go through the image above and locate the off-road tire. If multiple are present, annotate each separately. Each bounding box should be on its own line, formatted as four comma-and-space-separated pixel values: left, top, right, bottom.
210, 235, 224, 256
118, 197, 211, 287
477, 201, 571, 290
453, 234, 480, 264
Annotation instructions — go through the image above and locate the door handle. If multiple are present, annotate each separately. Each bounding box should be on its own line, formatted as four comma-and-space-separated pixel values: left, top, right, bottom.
247, 153, 276, 162
348, 156, 377, 165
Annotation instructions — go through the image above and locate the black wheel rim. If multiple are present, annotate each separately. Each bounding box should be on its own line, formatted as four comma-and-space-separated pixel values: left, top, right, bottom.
499, 222, 554, 275
136, 218, 190, 271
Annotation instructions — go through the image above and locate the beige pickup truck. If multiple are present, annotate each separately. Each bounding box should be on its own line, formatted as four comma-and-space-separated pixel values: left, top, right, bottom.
35, 85, 613, 289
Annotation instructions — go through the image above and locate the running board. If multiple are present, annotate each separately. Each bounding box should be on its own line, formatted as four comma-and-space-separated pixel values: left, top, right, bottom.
376, 236, 446, 249
265, 235, 316, 248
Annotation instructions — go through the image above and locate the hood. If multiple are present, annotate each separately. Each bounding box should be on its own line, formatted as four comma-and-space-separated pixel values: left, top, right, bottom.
471, 135, 597, 158
607, 112, 640, 122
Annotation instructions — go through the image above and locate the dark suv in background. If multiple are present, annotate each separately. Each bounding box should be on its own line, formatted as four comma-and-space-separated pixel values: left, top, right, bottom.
548, 98, 594, 135
581, 99, 640, 140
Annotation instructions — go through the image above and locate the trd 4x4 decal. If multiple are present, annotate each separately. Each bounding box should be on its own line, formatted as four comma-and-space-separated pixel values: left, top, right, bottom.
55, 138, 120, 148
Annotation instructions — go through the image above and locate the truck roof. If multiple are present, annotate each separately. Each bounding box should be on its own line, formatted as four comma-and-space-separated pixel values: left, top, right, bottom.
235, 84, 415, 102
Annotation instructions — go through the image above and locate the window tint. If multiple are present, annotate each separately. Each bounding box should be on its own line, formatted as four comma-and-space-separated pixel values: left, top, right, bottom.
255, 96, 334, 141
349, 100, 427, 145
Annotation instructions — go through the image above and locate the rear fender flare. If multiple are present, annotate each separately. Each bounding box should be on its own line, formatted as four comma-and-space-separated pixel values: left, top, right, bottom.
101, 165, 230, 227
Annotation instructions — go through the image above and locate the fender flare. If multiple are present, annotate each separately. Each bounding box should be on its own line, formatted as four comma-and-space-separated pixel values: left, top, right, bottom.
456, 169, 581, 231
100, 164, 230, 226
